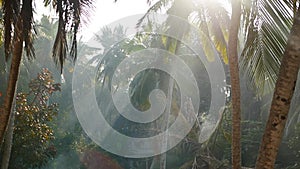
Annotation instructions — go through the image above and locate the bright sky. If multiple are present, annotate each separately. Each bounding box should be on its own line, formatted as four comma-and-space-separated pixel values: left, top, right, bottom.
80, 1, 154, 41
34, 0, 155, 41
34, 0, 229, 42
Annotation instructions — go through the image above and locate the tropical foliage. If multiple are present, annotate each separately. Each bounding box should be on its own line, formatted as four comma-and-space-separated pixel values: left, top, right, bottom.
0, 0, 300, 169
10, 68, 60, 169
0, 0, 94, 145
240, 0, 295, 95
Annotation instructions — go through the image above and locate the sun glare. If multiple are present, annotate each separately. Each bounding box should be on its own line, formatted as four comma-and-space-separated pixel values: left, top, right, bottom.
80, 0, 155, 41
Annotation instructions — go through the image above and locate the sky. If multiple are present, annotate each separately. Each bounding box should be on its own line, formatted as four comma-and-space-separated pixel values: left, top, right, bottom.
34, 0, 230, 42
34, 0, 155, 41
80, 1, 155, 41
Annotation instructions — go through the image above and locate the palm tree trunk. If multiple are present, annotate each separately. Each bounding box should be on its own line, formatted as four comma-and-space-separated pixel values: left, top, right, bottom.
228, 0, 242, 168
1, 98, 16, 169
159, 77, 174, 169
255, 7, 300, 169
0, 19, 23, 145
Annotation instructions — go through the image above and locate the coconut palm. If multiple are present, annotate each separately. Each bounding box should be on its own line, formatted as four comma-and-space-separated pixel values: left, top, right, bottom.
141, 1, 242, 168
255, 5, 300, 169
141, 0, 300, 168
238, 0, 300, 168
0, 0, 94, 144
141, 0, 230, 63
228, 1, 242, 168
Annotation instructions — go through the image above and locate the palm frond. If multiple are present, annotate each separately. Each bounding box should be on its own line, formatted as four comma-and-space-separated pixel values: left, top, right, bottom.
241, 0, 258, 39
240, 0, 294, 95
52, 0, 67, 73
70, 0, 95, 61
20, 0, 35, 60
3, 0, 20, 60
192, 1, 230, 64
52, 0, 94, 73
137, 0, 173, 28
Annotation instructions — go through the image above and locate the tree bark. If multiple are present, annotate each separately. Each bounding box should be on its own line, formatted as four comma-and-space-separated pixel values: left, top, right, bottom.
255, 7, 300, 169
1, 98, 16, 169
0, 18, 23, 145
228, 0, 242, 168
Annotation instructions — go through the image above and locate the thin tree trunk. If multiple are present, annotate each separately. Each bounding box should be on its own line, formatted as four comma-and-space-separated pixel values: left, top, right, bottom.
228, 0, 242, 168
159, 78, 174, 169
1, 97, 16, 169
255, 7, 300, 169
0, 18, 24, 145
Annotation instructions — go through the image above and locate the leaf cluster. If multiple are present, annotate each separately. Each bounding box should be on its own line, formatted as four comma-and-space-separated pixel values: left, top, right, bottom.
10, 68, 60, 169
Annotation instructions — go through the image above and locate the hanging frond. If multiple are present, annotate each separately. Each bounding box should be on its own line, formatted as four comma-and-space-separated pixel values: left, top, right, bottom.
3, 0, 35, 60
21, 0, 35, 60
51, 0, 94, 73
137, 0, 173, 28
3, 0, 20, 60
70, 0, 95, 61
240, 0, 294, 95
192, 1, 230, 64
163, 0, 193, 53
52, 0, 67, 73
194, 20, 216, 62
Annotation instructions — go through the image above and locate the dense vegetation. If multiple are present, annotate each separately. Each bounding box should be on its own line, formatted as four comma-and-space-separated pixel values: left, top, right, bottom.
0, 0, 300, 169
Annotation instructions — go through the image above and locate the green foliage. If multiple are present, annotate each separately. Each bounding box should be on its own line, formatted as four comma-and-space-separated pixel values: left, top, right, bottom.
141, 0, 230, 64
241, 121, 264, 167
10, 68, 60, 169
240, 0, 294, 96
207, 108, 264, 168
288, 123, 300, 163
208, 107, 232, 161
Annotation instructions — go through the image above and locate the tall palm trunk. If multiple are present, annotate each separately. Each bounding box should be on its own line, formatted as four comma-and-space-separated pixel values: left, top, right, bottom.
255, 7, 300, 169
1, 98, 16, 169
0, 18, 23, 145
228, 0, 242, 168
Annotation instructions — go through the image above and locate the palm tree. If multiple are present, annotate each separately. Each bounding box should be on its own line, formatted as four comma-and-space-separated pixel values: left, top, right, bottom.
228, 0, 242, 168
143, 1, 299, 168
238, 0, 300, 167
124, 0, 300, 167
141, 0, 230, 64
255, 6, 300, 169
1, 15, 61, 168
0, 0, 94, 144
142, 1, 241, 168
